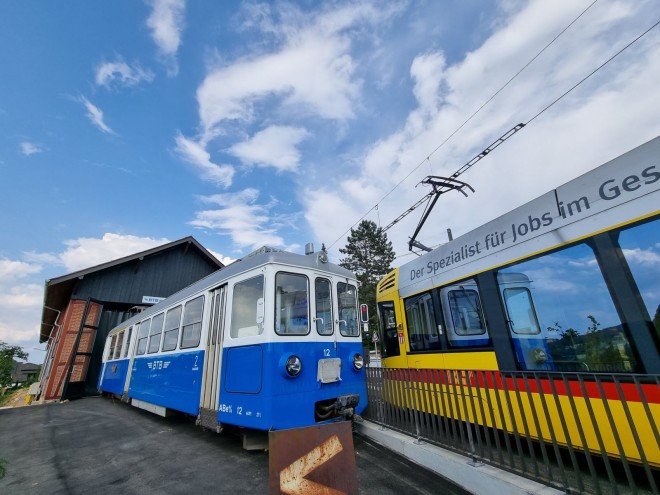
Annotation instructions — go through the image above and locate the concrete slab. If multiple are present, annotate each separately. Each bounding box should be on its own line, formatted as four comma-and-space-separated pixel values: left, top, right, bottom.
357, 420, 563, 495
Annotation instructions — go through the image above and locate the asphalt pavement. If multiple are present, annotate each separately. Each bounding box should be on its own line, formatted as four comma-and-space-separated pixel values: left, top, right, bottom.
0, 396, 469, 495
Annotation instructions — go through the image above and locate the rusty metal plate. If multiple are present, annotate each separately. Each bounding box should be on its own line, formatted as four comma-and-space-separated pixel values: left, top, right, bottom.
269, 421, 358, 495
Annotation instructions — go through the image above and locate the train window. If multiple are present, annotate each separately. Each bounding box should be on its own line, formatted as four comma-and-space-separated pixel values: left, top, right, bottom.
447, 289, 487, 336
161, 305, 182, 352
502, 288, 541, 335
181, 296, 205, 348
315, 278, 333, 335
618, 218, 660, 338
114, 331, 124, 359
148, 312, 165, 353
337, 282, 359, 337
442, 280, 491, 348
275, 273, 310, 335
405, 292, 441, 351
136, 319, 151, 355
230, 275, 264, 338
498, 242, 638, 372
108, 334, 117, 360
123, 327, 133, 358
378, 301, 400, 357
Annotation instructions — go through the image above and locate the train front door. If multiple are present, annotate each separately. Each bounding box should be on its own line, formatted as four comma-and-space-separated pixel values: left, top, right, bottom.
198, 285, 226, 431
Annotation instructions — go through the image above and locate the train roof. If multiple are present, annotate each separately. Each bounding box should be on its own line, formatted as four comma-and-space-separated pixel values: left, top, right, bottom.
109, 246, 356, 332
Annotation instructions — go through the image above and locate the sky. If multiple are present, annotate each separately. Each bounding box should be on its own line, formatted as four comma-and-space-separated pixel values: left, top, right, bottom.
1, 0, 659, 365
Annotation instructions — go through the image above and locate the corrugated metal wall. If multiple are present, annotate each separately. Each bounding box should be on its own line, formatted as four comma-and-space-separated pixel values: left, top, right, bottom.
71, 246, 218, 304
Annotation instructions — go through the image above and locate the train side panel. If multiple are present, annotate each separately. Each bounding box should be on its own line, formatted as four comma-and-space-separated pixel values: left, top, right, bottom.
128, 350, 205, 416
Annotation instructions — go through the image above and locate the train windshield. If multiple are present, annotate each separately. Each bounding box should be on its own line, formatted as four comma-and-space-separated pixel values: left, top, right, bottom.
315, 278, 333, 335
338, 282, 359, 336
275, 272, 310, 335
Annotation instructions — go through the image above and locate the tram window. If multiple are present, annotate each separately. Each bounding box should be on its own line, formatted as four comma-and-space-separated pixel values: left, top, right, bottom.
136, 319, 151, 355
230, 275, 264, 338
148, 312, 165, 353
338, 282, 359, 337
181, 296, 204, 348
448, 289, 487, 336
498, 242, 638, 373
315, 278, 333, 335
114, 331, 124, 359
618, 218, 660, 339
161, 305, 182, 352
108, 334, 117, 360
378, 301, 400, 357
502, 288, 541, 335
405, 292, 441, 351
123, 327, 133, 358
276, 273, 309, 335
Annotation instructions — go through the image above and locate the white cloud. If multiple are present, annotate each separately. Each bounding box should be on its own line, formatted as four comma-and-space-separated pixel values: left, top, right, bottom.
0, 259, 44, 353
190, 189, 285, 249
174, 132, 234, 187
196, 2, 396, 144
146, 0, 186, 75
24, 233, 171, 273
80, 96, 115, 134
95, 59, 155, 88
622, 247, 660, 265
304, 0, 660, 260
2, 234, 173, 359
0, 259, 42, 282
20, 141, 44, 156
56, 233, 170, 272
228, 126, 311, 172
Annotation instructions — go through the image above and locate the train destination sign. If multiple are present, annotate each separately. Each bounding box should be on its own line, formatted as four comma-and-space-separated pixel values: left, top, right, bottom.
399, 136, 660, 298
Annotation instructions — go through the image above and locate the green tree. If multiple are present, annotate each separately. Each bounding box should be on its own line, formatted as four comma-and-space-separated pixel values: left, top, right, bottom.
339, 220, 396, 345
0, 341, 29, 389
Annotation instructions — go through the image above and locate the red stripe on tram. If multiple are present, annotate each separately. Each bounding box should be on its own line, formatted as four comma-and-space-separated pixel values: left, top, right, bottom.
383, 369, 660, 404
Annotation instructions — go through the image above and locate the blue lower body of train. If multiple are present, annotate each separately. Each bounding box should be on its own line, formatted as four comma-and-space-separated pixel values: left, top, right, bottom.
109, 342, 367, 431
98, 358, 131, 396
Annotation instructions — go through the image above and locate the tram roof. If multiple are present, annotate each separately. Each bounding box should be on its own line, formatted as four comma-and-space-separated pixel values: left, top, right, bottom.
109, 247, 356, 331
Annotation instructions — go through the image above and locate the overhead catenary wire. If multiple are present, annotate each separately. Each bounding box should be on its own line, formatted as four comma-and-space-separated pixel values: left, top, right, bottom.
327, 0, 600, 250
391, 15, 660, 243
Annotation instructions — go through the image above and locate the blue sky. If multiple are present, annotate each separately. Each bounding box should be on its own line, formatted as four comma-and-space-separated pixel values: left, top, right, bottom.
1, 0, 659, 364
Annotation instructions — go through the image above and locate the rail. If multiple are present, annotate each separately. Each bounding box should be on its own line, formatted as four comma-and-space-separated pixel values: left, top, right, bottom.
363, 367, 660, 495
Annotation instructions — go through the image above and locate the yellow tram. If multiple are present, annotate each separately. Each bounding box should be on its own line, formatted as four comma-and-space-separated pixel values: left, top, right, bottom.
375, 136, 660, 467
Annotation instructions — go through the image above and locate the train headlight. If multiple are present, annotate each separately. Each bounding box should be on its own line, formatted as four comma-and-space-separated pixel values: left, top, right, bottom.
352, 353, 364, 370
285, 355, 302, 376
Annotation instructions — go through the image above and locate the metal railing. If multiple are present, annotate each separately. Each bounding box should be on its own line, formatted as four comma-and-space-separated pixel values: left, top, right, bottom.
363, 367, 660, 495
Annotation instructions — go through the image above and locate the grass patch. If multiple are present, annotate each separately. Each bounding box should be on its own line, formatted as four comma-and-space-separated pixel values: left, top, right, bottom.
0, 386, 28, 407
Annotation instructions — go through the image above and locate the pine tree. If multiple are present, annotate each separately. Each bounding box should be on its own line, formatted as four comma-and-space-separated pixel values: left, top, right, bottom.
339, 220, 396, 343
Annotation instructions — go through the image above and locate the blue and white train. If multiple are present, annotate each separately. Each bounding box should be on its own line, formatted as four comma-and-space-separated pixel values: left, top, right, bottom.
98, 245, 367, 439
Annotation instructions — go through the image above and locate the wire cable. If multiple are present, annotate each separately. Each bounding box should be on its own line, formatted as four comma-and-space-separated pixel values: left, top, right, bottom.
327, 1, 599, 249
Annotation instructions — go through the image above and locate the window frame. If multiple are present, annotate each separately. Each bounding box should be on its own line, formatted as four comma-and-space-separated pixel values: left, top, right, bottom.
161, 305, 183, 352
274, 271, 310, 336
180, 295, 205, 349
315, 277, 334, 336
136, 319, 151, 356
147, 312, 165, 354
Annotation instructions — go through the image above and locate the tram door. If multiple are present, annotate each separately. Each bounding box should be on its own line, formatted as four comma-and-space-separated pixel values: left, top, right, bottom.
199, 285, 226, 431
